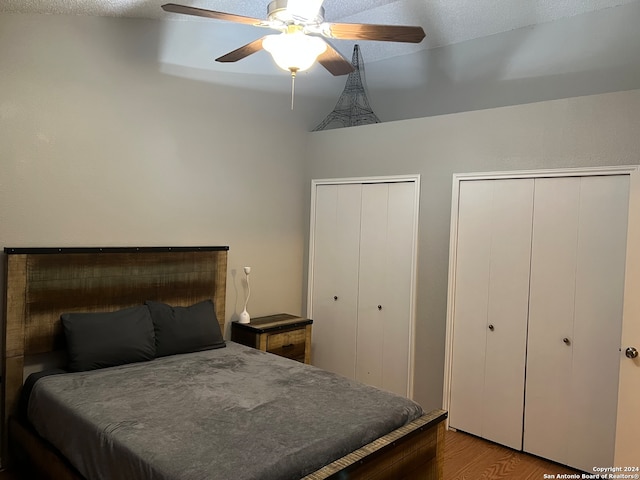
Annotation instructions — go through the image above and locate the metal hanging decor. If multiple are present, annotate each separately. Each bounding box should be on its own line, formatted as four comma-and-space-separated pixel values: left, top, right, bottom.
313, 44, 381, 131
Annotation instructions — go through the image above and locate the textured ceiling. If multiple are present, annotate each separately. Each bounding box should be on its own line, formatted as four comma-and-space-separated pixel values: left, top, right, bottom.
3, 0, 638, 97
2, 0, 636, 60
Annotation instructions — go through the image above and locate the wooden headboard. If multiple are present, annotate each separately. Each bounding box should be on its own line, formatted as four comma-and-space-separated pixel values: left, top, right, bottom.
1, 246, 228, 464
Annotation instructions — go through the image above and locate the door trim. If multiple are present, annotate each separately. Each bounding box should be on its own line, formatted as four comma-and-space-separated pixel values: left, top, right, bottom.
307, 174, 420, 398
615, 167, 640, 466
443, 165, 640, 446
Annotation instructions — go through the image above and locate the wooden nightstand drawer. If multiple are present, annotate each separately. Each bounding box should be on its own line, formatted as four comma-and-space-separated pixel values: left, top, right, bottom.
231, 314, 313, 364
266, 329, 307, 360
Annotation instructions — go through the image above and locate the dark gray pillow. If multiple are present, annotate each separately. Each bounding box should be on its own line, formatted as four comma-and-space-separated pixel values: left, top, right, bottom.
145, 299, 225, 357
61, 305, 156, 372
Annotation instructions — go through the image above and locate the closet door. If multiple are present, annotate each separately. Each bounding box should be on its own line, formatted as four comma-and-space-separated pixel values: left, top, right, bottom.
310, 184, 362, 378
448, 178, 534, 450
524, 175, 630, 471
356, 182, 416, 396
309, 178, 419, 397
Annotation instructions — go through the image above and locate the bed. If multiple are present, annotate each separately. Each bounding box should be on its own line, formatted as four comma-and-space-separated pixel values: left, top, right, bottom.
1, 247, 446, 479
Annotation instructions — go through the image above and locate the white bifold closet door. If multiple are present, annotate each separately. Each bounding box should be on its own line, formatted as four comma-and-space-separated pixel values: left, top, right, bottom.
310, 184, 362, 379
448, 178, 534, 450
356, 183, 415, 395
310, 180, 418, 397
524, 175, 630, 471
448, 172, 632, 472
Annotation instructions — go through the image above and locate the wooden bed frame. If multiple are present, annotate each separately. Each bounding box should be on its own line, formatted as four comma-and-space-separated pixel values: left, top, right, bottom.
1, 247, 446, 479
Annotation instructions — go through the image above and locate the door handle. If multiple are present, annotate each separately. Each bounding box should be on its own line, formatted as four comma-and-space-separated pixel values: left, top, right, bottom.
625, 347, 638, 359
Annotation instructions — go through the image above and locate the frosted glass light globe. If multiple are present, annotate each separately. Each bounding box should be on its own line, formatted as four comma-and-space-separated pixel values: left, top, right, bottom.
263, 31, 327, 72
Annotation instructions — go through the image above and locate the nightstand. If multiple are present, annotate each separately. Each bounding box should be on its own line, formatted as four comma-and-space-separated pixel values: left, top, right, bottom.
231, 313, 313, 364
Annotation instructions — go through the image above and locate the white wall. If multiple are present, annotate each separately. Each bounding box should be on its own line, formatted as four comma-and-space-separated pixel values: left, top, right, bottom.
0, 13, 309, 332
304, 89, 640, 410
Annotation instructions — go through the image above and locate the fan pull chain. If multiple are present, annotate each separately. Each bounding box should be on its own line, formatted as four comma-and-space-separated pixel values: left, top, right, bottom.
289, 68, 299, 110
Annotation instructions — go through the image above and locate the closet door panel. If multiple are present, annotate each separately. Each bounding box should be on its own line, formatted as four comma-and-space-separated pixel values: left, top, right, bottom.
355, 182, 415, 396
481, 179, 533, 450
311, 184, 362, 379
449, 179, 533, 447
381, 182, 416, 396
448, 180, 494, 437
524, 177, 581, 464
356, 184, 388, 389
567, 175, 629, 470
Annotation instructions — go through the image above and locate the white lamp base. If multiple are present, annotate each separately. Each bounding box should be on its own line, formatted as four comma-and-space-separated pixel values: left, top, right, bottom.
238, 309, 251, 324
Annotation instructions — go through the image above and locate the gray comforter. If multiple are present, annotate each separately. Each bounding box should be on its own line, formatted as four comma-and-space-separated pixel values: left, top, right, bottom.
28, 342, 423, 480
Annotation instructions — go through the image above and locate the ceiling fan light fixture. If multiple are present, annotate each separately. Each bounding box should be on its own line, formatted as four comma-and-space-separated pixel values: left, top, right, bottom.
263, 30, 327, 73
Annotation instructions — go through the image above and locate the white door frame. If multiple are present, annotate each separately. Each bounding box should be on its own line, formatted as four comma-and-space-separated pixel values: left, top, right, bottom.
442, 165, 640, 467
307, 174, 421, 398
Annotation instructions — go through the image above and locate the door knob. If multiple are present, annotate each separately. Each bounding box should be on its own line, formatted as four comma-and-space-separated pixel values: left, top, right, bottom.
333, 296, 338, 301
378, 305, 383, 310
625, 347, 638, 359
488, 324, 494, 331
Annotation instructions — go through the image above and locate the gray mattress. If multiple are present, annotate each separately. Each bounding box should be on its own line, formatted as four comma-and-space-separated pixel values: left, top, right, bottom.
27, 342, 423, 480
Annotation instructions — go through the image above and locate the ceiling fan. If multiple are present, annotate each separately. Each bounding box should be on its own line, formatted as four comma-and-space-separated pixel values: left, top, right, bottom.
161, 1, 426, 76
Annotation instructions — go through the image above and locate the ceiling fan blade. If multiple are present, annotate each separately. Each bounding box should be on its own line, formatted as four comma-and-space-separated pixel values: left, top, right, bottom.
326, 23, 426, 43
215, 38, 265, 63
162, 3, 266, 27
317, 42, 355, 76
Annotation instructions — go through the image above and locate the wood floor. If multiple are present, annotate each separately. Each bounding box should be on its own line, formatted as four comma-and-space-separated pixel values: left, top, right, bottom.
0, 429, 583, 480
444, 429, 581, 479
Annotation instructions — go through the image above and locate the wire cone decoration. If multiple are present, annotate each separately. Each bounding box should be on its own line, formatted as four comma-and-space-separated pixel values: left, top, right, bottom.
313, 45, 381, 131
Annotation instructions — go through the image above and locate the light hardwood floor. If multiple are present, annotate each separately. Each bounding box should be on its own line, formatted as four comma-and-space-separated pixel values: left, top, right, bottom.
444, 428, 582, 479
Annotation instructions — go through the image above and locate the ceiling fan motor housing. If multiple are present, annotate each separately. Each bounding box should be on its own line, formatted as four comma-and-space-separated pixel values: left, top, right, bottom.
267, 0, 325, 25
